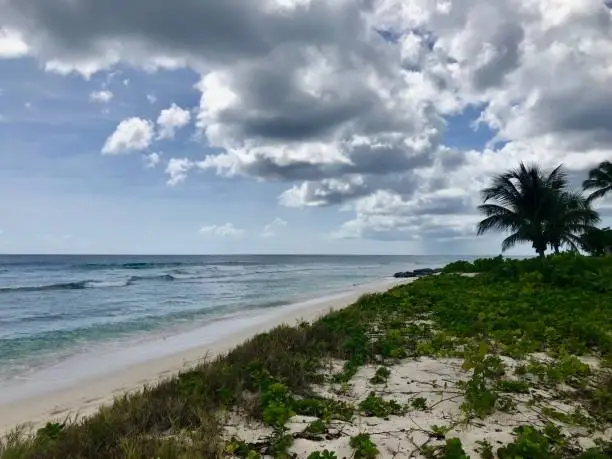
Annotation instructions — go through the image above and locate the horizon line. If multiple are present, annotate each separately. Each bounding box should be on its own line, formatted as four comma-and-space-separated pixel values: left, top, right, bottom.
0, 252, 513, 257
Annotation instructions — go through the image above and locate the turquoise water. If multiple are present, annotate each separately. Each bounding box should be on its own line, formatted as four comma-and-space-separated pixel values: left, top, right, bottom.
0, 255, 463, 381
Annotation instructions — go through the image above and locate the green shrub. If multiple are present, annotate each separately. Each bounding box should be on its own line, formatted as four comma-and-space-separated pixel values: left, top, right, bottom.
224, 437, 261, 458
305, 418, 326, 435
430, 424, 449, 440
359, 392, 404, 417
497, 424, 571, 459
423, 438, 469, 459
260, 383, 295, 427
494, 379, 530, 394
440, 438, 469, 459
410, 397, 428, 411
476, 440, 494, 459
375, 329, 408, 359
269, 427, 293, 459
459, 372, 498, 418
293, 397, 354, 422
350, 433, 379, 459
442, 260, 476, 273
308, 450, 338, 459
369, 366, 391, 384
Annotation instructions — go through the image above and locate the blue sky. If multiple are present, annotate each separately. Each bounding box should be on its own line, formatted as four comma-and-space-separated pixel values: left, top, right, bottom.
0, 64, 492, 255
0, 0, 610, 254
0, 64, 363, 254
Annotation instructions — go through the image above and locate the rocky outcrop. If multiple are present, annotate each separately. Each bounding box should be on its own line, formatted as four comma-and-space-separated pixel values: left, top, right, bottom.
393, 268, 442, 278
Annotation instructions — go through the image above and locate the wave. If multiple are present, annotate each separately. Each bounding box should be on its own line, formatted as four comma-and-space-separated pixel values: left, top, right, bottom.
77, 260, 265, 271
1, 297, 296, 361
0, 281, 98, 293
127, 274, 176, 283
0, 272, 219, 294
79, 262, 192, 270
85, 280, 131, 288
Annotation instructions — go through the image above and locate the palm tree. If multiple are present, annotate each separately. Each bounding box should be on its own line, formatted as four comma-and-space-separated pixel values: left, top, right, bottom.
580, 227, 612, 256
477, 163, 599, 256
545, 192, 600, 253
583, 160, 612, 202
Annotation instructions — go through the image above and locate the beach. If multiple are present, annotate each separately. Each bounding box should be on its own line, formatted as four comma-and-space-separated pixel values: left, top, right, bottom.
0, 278, 409, 434
2, 256, 611, 459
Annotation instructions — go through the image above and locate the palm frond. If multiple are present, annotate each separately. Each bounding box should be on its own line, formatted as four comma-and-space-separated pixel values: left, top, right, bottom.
477, 216, 511, 235
587, 186, 612, 203
481, 175, 521, 206
545, 164, 567, 190
582, 161, 612, 202
501, 232, 529, 252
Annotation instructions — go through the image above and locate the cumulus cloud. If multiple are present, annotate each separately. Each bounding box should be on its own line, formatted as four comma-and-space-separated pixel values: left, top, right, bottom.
146, 94, 157, 104
0, 27, 28, 58
89, 90, 113, 103
156, 103, 191, 140
165, 158, 193, 186
334, 189, 478, 241
101, 117, 154, 154
4, 0, 612, 244
262, 217, 288, 238
200, 222, 244, 237
194, 47, 443, 183
144, 152, 161, 168
0, 0, 368, 71
279, 176, 369, 207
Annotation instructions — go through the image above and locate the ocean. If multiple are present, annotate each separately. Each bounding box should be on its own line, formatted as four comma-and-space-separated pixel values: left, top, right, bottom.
0, 254, 462, 392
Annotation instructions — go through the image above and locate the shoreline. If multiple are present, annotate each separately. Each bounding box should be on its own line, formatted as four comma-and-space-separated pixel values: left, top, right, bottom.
0, 278, 410, 434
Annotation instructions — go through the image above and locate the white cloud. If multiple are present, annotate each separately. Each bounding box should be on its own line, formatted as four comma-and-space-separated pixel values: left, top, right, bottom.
0, 27, 28, 58
4, 0, 612, 247
89, 90, 113, 103
165, 158, 193, 186
156, 103, 191, 140
44, 52, 121, 79
200, 222, 244, 237
262, 217, 288, 237
333, 189, 479, 241
280, 176, 368, 207
102, 117, 154, 155
144, 152, 161, 168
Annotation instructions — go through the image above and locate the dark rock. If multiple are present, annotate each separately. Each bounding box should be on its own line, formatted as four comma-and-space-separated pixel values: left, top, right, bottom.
393, 268, 442, 278
393, 271, 416, 278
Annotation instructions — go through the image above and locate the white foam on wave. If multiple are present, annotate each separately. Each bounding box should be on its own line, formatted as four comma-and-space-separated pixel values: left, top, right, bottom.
84, 279, 130, 288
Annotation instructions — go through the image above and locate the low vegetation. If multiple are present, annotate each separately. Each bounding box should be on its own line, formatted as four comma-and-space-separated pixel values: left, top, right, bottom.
349, 433, 379, 459
2, 254, 612, 458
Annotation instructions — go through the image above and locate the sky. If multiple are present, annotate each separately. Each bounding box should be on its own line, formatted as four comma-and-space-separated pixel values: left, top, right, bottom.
0, 0, 611, 255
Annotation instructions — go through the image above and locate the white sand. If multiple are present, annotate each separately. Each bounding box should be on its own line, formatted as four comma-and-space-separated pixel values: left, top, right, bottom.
225, 356, 607, 458
0, 279, 410, 434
